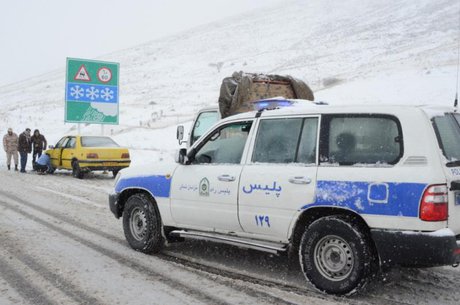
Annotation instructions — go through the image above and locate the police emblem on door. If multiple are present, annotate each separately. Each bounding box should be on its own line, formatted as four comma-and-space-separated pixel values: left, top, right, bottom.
199, 178, 210, 196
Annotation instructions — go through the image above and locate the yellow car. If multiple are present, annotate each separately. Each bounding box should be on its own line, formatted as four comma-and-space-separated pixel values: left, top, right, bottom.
46, 135, 131, 179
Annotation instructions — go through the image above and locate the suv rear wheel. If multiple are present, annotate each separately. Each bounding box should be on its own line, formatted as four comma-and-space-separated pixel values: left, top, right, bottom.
299, 215, 374, 295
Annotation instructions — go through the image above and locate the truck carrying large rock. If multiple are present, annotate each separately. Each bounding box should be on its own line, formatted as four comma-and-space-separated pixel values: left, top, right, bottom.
177, 71, 315, 147
218, 71, 314, 118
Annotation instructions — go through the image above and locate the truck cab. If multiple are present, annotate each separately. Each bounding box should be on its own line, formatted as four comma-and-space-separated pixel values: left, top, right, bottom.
177, 107, 220, 148
176, 99, 297, 148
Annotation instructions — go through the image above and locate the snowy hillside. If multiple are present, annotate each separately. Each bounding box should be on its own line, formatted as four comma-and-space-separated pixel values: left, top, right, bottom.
0, 0, 458, 167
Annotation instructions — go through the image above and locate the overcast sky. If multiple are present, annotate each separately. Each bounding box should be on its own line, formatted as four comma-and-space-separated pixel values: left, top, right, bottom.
0, 0, 284, 86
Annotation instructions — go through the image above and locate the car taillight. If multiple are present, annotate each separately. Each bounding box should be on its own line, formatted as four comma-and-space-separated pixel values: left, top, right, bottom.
87, 153, 98, 159
420, 184, 448, 221
121, 153, 130, 159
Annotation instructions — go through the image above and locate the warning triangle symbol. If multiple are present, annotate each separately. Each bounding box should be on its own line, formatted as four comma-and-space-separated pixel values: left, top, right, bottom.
74, 65, 91, 81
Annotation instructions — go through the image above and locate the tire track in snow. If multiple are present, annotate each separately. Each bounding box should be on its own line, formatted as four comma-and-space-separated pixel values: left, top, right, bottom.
0, 190, 125, 243
0, 196, 239, 305
0, 239, 105, 305
0, 190, 310, 305
0, 188, 323, 304
1, 188, 422, 305
0, 256, 56, 305
0, 189, 414, 305
35, 185, 103, 208
158, 252, 414, 305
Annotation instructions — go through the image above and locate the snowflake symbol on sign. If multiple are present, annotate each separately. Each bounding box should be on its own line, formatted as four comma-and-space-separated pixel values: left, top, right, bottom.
86, 87, 99, 100
70, 85, 84, 99
100, 88, 114, 101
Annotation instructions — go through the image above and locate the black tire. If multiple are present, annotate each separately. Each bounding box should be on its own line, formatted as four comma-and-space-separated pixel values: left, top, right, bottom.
112, 169, 120, 178
72, 161, 84, 179
122, 193, 163, 253
299, 215, 374, 295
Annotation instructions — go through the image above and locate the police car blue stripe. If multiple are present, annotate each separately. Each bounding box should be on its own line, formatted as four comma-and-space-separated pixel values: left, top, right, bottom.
300, 181, 427, 217
116, 175, 171, 198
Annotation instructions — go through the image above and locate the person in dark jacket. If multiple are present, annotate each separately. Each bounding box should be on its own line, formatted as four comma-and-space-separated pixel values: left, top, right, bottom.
31, 129, 47, 165
18, 128, 32, 173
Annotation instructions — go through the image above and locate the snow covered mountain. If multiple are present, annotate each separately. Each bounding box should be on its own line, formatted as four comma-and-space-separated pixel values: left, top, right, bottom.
0, 0, 458, 166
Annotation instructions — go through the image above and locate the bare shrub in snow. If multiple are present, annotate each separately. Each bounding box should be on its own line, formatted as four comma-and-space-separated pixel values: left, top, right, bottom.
209, 62, 224, 73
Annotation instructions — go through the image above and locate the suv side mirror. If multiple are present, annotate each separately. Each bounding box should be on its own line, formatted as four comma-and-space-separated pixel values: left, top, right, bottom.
175, 148, 187, 164
177, 125, 187, 145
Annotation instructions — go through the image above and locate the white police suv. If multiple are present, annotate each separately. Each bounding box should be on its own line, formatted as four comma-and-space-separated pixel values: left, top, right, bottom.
109, 101, 460, 295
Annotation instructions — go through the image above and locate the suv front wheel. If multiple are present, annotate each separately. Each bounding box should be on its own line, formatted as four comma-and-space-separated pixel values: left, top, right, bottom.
299, 215, 375, 295
123, 193, 163, 253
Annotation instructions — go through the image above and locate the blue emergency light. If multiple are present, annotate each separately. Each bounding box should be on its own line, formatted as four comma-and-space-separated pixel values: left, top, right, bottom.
252, 98, 293, 111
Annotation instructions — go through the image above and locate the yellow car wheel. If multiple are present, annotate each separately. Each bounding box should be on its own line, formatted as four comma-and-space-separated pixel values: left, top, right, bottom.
72, 161, 84, 179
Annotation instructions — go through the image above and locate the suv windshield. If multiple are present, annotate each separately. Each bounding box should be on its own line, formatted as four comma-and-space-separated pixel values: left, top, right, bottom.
432, 113, 460, 164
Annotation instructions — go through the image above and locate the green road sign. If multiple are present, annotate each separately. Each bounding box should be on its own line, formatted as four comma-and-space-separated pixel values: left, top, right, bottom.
65, 58, 119, 124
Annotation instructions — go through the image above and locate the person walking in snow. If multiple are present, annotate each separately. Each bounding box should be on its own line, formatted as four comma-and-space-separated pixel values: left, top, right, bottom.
3, 128, 19, 171
18, 128, 32, 173
31, 129, 47, 165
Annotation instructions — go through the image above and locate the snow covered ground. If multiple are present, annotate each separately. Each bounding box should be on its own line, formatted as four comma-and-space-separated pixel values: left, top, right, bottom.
0, 0, 460, 304
0, 0, 458, 168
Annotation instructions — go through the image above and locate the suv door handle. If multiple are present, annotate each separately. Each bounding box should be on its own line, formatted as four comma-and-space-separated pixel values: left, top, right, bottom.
288, 176, 312, 185
218, 175, 236, 182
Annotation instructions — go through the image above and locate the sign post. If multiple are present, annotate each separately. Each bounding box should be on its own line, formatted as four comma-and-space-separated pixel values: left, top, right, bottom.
65, 58, 119, 128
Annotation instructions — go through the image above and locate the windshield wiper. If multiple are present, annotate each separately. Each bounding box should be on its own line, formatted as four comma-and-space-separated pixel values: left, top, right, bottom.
446, 160, 460, 167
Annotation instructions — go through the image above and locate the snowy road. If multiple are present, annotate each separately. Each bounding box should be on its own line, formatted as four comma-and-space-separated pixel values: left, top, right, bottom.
0, 170, 459, 305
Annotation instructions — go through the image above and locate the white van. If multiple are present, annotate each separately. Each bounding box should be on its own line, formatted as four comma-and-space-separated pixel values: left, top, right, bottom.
109, 101, 460, 295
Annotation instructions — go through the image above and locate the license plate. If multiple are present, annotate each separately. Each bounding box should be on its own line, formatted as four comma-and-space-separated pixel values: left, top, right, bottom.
103, 162, 118, 166
456, 193, 460, 206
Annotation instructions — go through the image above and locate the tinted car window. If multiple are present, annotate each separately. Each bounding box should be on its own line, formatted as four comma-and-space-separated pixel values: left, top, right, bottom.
433, 114, 460, 161
194, 121, 252, 164
297, 118, 319, 164
253, 118, 302, 163
252, 117, 318, 164
322, 115, 402, 165
81, 137, 119, 147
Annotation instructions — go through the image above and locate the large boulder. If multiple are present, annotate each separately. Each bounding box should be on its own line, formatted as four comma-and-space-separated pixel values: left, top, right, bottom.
218, 71, 314, 118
